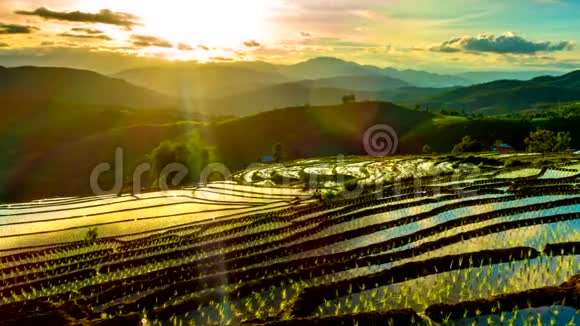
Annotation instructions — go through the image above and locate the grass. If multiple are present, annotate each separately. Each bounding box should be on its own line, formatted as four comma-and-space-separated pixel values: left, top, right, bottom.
432, 116, 469, 127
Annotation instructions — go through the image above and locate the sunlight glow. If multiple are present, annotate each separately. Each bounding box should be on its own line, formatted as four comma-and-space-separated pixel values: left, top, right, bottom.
80, 0, 272, 48
142, 1, 270, 45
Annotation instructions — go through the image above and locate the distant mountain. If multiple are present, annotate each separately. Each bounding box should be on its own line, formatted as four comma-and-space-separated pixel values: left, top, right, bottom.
0, 66, 172, 108
113, 57, 473, 97
280, 58, 471, 87
192, 77, 451, 116
531, 70, 580, 89
456, 70, 563, 84
279, 57, 385, 79
199, 82, 375, 116
114, 64, 289, 98
377, 86, 459, 104
423, 70, 580, 113
382, 68, 471, 88
295, 75, 410, 92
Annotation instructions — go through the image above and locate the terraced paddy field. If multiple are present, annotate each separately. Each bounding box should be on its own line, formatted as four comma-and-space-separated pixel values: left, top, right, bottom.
1, 154, 580, 325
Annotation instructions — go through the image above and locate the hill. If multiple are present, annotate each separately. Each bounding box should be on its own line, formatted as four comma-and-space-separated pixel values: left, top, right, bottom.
457, 70, 563, 84
295, 75, 411, 92
423, 70, 580, 113
1, 100, 552, 202
196, 77, 419, 116
206, 102, 538, 166
236, 57, 472, 87
0, 66, 173, 108
279, 57, 385, 79
114, 64, 289, 98
200, 83, 371, 116
113, 57, 474, 97
383, 67, 471, 88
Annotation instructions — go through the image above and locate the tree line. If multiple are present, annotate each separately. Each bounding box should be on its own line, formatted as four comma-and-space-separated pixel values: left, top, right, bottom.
422, 129, 573, 155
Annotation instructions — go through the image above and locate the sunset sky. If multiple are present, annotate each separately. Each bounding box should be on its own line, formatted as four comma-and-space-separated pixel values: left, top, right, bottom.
0, 0, 578, 73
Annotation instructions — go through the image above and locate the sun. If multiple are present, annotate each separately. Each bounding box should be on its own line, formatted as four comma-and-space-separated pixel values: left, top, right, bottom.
81, 0, 272, 48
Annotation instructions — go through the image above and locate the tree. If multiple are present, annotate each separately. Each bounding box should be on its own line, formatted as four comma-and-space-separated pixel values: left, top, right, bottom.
452, 135, 483, 153
342, 94, 356, 104
272, 143, 286, 163
555, 131, 572, 152
422, 144, 433, 154
84, 228, 98, 243
525, 129, 571, 153
148, 133, 215, 188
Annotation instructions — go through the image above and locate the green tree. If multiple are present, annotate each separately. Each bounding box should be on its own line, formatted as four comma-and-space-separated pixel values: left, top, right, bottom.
272, 143, 286, 163
342, 94, 356, 104
452, 135, 483, 153
554, 131, 572, 152
84, 228, 98, 243
525, 129, 571, 153
422, 144, 433, 154
149, 133, 215, 188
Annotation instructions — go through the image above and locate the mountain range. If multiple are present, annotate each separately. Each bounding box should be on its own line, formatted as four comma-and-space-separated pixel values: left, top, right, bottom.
0, 66, 172, 108
0, 59, 579, 201
109, 57, 574, 115
1, 58, 577, 117
424, 70, 580, 113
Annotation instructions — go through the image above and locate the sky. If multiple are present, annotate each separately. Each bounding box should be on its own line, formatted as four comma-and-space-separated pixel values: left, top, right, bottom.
0, 0, 578, 73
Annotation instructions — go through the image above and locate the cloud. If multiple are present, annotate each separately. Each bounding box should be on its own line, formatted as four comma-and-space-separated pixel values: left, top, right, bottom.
197, 45, 209, 51
15, 7, 140, 29
0, 42, 9, 47
300, 31, 312, 37
209, 56, 234, 61
281, 37, 376, 48
270, 0, 386, 34
432, 33, 575, 54
0, 22, 38, 34
60, 27, 111, 40
243, 40, 261, 48
71, 28, 104, 35
177, 43, 193, 51
130, 35, 173, 48
280, 0, 385, 12
59, 33, 112, 41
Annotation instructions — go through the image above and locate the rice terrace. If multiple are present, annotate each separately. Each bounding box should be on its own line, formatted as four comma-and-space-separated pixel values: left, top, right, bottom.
1, 153, 580, 325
